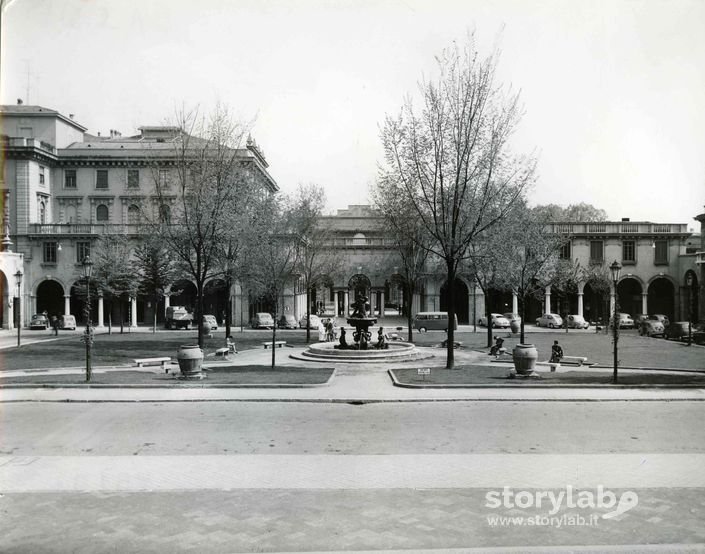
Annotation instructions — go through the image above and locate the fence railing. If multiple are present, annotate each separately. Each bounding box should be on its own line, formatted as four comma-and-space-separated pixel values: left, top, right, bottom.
550, 222, 686, 234
28, 223, 143, 235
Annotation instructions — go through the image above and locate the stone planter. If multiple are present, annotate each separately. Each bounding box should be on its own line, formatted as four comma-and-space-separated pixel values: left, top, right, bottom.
512, 343, 538, 374
510, 320, 520, 334
177, 344, 204, 379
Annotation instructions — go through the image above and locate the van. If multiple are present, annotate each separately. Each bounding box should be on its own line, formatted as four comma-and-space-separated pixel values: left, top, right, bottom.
413, 312, 458, 332
59, 314, 76, 330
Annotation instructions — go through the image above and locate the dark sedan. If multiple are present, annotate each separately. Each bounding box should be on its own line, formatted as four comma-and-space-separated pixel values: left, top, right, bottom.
663, 321, 691, 341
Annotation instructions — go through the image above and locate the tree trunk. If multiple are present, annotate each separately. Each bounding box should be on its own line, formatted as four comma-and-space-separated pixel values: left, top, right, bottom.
152, 295, 158, 334
119, 298, 124, 334
406, 281, 414, 342
305, 287, 311, 343
445, 261, 456, 369
519, 290, 526, 344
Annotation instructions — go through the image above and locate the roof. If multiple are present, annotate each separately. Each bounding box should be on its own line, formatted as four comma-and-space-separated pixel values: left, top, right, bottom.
0, 104, 88, 131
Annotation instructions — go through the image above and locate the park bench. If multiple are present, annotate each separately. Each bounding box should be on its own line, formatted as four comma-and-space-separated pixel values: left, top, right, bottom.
134, 357, 172, 373
215, 348, 230, 357
262, 341, 286, 349
560, 355, 589, 366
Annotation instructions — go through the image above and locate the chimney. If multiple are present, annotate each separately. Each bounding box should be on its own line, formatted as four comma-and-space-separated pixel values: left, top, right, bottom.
16, 98, 23, 105
621, 218, 630, 222
69, 114, 75, 120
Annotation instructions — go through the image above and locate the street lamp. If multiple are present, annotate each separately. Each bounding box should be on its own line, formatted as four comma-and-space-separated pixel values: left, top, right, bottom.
82, 256, 94, 382
686, 273, 694, 347
14, 270, 22, 347
610, 260, 622, 384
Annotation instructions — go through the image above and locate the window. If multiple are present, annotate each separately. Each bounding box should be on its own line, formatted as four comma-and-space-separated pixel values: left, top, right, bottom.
158, 169, 168, 188
43, 241, 57, 263
589, 241, 604, 263
76, 241, 90, 264
559, 240, 571, 260
96, 169, 108, 189
654, 240, 668, 265
96, 204, 109, 222
622, 240, 636, 264
127, 169, 139, 188
65, 169, 77, 188
19, 126, 32, 138
159, 204, 170, 223
39, 166, 45, 185
127, 204, 140, 224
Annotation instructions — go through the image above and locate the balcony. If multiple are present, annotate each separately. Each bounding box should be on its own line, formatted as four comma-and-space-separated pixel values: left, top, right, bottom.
550, 222, 688, 235
28, 223, 143, 236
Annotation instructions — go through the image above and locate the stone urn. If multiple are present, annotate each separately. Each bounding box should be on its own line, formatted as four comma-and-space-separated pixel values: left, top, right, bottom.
177, 344, 204, 379
512, 343, 538, 375
203, 321, 212, 336
510, 320, 520, 334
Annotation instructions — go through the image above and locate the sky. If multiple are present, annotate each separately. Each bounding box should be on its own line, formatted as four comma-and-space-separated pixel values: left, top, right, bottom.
1, 0, 704, 226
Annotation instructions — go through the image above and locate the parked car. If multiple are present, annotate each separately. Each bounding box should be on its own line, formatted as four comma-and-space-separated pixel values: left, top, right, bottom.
693, 323, 705, 345
663, 321, 691, 341
277, 314, 298, 329
59, 314, 76, 330
203, 314, 218, 331
535, 313, 563, 328
30, 314, 49, 330
610, 313, 634, 329
649, 314, 670, 327
299, 314, 321, 330
250, 312, 274, 329
503, 313, 521, 325
566, 314, 589, 329
639, 318, 664, 337
413, 312, 458, 332
478, 313, 510, 328
634, 314, 649, 326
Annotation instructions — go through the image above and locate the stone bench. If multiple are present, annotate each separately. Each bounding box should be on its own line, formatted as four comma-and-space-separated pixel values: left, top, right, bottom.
263, 341, 286, 349
215, 348, 230, 357
560, 355, 589, 366
134, 357, 172, 373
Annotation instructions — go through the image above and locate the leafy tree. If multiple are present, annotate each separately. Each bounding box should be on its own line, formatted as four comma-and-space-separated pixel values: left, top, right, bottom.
133, 235, 179, 333
379, 35, 535, 368
533, 202, 608, 222
91, 235, 139, 334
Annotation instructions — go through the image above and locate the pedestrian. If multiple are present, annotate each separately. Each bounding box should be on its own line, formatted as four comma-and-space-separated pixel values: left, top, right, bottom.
51, 315, 59, 336
550, 340, 563, 363
317, 318, 326, 342
325, 318, 334, 342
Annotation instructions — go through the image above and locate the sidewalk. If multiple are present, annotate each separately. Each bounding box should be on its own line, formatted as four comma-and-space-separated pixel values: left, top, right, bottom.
2, 346, 704, 403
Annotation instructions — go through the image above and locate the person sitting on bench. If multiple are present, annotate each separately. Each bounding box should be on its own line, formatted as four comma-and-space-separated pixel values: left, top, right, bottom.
226, 335, 238, 354
550, 340, 563, 363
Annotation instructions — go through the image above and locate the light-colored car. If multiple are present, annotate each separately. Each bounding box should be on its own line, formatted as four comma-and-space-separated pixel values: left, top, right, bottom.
30, 314, 49, 330
59, 314, 76, 330
566, 314, 589, 329
478, 313, 510, 328
277, 314, 298, 329
299, 314, 321, 330
650, 314, 670, 327
639, 319, 664, 337
611, 313, 634, 329
250, 312, 274, 329
536, 313, 563, 328
203, 314, 218, 330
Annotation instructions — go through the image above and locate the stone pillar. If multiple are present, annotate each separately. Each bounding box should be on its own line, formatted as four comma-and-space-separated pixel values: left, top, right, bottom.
343, 291, 349, 316
164, 295, 171, 312
7, 298, 14, 331
577, 293, 584, 317
130, 297, 137, 327
545, 286, 552, 314
64, 295, 71, 315
379, 291, 384, 319
641, 293, 648, 315
97, 295, 105, 328
512, 292, 518, 314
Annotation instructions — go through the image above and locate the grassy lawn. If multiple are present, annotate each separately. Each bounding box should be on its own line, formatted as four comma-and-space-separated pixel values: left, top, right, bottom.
1, 366, 334, 386
391, 365, 705, 386
1, 329, 315, 371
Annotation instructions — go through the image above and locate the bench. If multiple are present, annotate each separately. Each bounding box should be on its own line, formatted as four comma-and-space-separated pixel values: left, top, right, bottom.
215, 348, 230, 357
262, 341, 286, 349
560, 355, 588, 366
134, 357, 172, 372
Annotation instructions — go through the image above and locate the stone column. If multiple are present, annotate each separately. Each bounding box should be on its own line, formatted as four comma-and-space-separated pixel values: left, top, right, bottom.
64, 295, 71, 315
641, 293, 648, 315
97, 295, 105, 328
379, 291, 385, 319
130, 297, 137, 327
545, 286, 552, 314
343, 291, 349, 316
512, 292, 518, 314
577, 293, 584, 317
7, 298, 14, 331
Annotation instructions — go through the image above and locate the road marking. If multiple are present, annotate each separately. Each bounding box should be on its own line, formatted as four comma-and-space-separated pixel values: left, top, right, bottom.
1, 453, 704, 492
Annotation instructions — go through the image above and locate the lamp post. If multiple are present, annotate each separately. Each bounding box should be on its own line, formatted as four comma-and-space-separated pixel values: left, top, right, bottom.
82, 256, 94, 382
14, 270, 22, 347
610, 260, 622, 384
686, 273, 694, 347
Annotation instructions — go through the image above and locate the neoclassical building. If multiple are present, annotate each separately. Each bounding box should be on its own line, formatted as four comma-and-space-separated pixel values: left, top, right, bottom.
1, 103, 702, 329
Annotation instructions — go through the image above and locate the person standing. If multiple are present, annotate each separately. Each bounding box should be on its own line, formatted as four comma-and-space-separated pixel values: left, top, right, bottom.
51, 315, 60, 336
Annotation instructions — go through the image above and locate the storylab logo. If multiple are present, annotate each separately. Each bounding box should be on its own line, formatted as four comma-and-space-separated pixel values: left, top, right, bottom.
485, 486, 639, 527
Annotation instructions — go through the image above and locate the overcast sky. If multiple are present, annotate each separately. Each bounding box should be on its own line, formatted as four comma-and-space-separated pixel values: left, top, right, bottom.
2, 0, 704, 226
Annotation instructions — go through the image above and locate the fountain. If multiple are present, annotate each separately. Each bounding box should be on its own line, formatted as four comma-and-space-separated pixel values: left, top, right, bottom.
291, 293, 433, 363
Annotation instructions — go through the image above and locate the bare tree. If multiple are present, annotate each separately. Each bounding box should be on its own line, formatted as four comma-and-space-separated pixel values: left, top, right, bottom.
379, 35, 535, 367
372, 178, 433, 342
144, 104, 253, 348
133, 235, 179, 333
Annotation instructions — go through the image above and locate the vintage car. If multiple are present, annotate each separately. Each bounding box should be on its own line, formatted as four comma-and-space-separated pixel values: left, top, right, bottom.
277, 314, 298, 329
639, 318, 664, 337
299, 314, 321, 330
30, 313, 49, 330
663, 321, 691, 341
566, 314, 589, 329
610, 313, 635, 329
478, 313, 510, 329
535, 313, 563, 328
203, 315, 218, 331
59, 314, 76, 330
250, 312, 275, 329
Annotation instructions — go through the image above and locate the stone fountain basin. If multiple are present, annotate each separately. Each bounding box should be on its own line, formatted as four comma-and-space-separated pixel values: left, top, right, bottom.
291, 341, 434, 363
